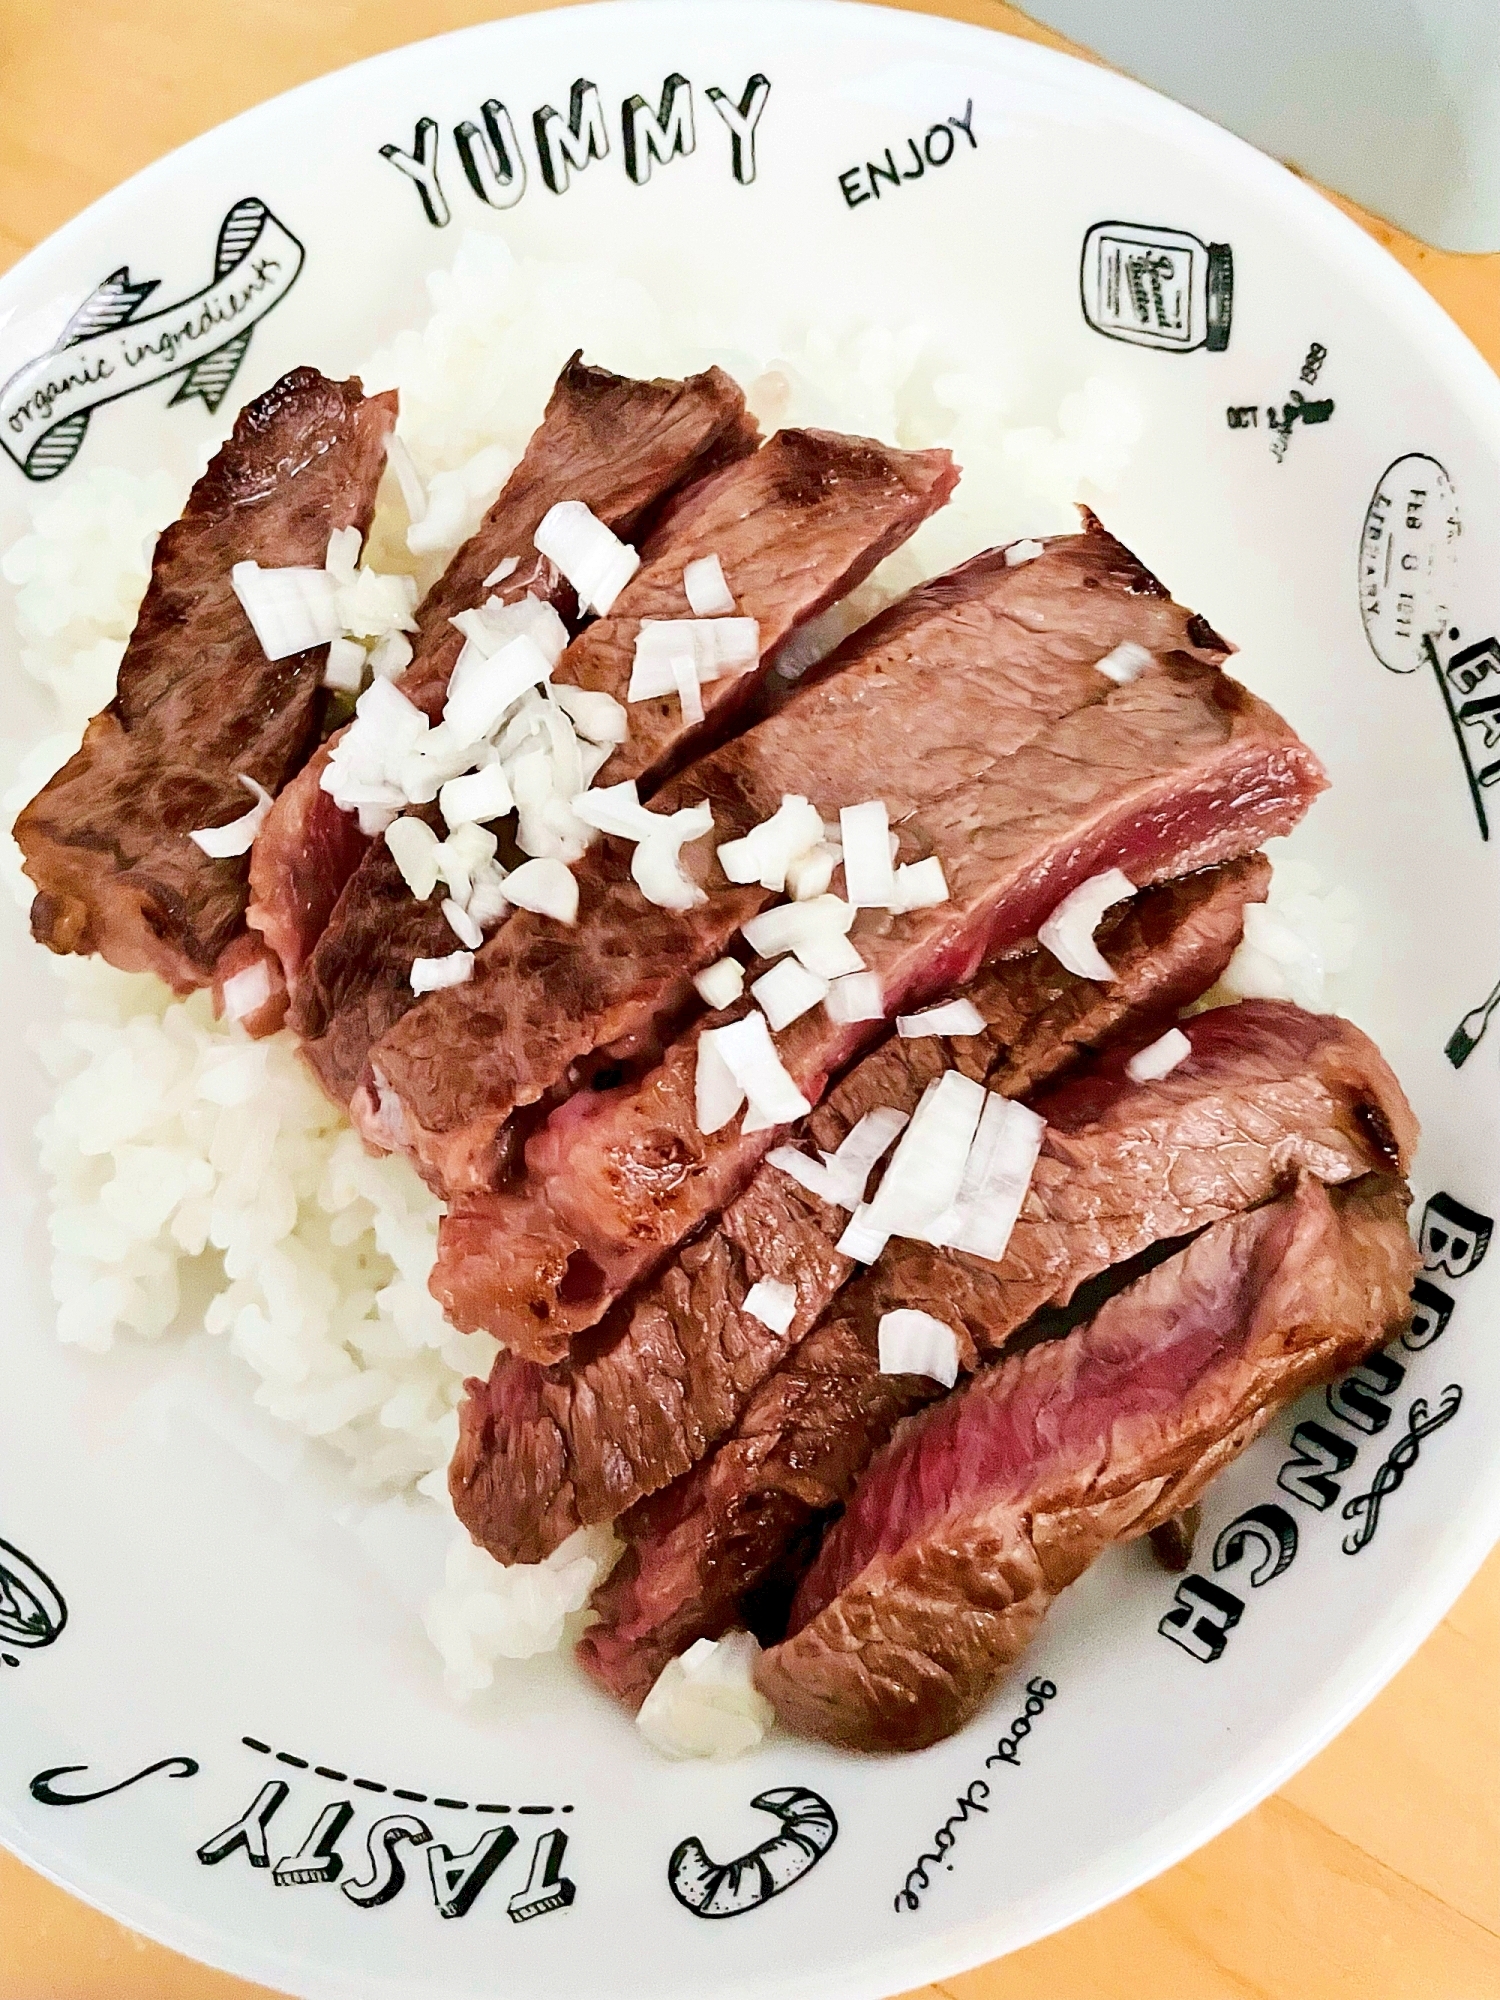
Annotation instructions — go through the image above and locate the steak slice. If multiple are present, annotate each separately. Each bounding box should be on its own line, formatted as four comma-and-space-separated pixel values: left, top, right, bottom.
15, 368, 397, 991
756, 1172, 1418, 1752
572, 982, 1423, 1706
439, 853, 1270, 1355
249, 355, 755, 1003
451, 861, 1272, 1567
361, 522, 1243, 1195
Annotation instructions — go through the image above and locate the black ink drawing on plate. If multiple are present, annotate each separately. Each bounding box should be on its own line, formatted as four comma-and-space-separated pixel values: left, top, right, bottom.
1342, 1386, 1463, 1552
668, 1786, 837, 1918
837, 99, 977, 210
0, 1534, 67, 1665
1359, 454, 1461, 672
1425, 629, 1500, 842
0, 198, 304, 483
1445, 972, 1500, 1067
1080, 221, 1232, 353
30, 1756, 199, 1805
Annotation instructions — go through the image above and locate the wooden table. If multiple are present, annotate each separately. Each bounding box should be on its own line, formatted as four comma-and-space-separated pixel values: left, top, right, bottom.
2, 3, 1497, 1995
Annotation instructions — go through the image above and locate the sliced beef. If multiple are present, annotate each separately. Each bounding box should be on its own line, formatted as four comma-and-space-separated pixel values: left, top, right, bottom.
15, 369, 397, 992
293, 428, 953, 1103
439, 854, 1270, 1355
573, 986, 1417, 1707
360, 523, 1249, 1195
451, 861, 1272, 1566
249, 355, 754, 1005
755, 1172, 1418, 1752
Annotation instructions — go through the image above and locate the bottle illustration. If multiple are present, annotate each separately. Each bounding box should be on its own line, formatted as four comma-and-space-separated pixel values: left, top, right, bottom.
1080, 221, 1233, 353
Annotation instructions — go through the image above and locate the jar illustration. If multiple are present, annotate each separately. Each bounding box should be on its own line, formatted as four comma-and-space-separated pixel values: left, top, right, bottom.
1080, 221, 1233, 353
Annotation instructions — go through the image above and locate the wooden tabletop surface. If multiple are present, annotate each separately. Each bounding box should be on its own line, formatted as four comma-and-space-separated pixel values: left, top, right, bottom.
2, 2, 1498, 1995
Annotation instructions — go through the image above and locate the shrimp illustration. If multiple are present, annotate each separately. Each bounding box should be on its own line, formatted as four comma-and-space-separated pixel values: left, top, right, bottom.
668, 1787, 838, 1919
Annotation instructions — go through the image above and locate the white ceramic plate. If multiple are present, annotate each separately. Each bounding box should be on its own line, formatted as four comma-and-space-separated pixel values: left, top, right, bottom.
3, 5, 1499, 1995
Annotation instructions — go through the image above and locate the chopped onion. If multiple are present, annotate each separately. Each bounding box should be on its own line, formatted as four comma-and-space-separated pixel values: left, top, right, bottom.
635, 1629, 774, 1761
865, 1070, 985, 1243
231, 560, 341, 661
925, 1095, 1044, 1263
410, 950, 474, 994
188, 774, 274, 858
671, 652, 705, 726
878, 1309, 961, 1388
482, 554, 520, 589
765, 1146, 842, 1204
444, 632, 554, 744
322, 635, 366, 694
442, 897, 484, 950
385, 434, 428, 523
835, 1203, 890, 1262
1096, 641, 1153, 685
824, 971, 884, 1023
631, 803, 715, 911
368, 631, 413, 681
703, 1011, 811, 1126
786, 843, 837, 901
840, 799, 897, 910
740, 893, 854, 960
793, 930, 865, 979
552, 681, 628, 746
570, 779, 658, 843
694, 957, 745, 1009
325, 525, 363, 584
357, 803, 399, 837
628, 618, 760, 701
751, 956, 829, 1030
716, 795, 824, 893
695, 1030, 746, 1134
1126, 1026, 1192, 1083
890, 857, 950, 913
534, 499, 640, 615
1038, 867, 1135, 981
742, 1277, 797, 1334
222, 958, 273, 1023
439, 762, 514, 829
683, 553, 736, 616
385, 815, 442, 899
451, 592, 569, 669
1005, 539, 1045, 567
897, 998, 987, 1038
502, 856, 578, 925
768, 1104, 908, 1213
334, 566, 420, 641
466, 865, 510, 931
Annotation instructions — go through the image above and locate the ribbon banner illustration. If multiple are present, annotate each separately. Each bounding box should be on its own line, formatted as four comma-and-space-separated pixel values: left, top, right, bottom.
1, 196, 305, 482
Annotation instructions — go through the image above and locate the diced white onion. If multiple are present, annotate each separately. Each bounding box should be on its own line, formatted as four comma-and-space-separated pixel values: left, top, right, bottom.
865, 1070, 985, 1243
569, 778, 657, 843
628, 618, 760, 701
1005, 539, 1045, 567
695, 1030, 746, 1135
635, 1630, 774, 1762
793, 930, 865, 979
385, 433, 428, 524
444, 632, 553, 744
482, 554, 520, 589
702, 1011, 811, 1126
671, 652, 705, 726
410, 950, 474, 994
325, 525, 363, 584
442, 898, 484, 950
631, 802, 714, 911
923, 1095, 1044, 1263
534, 499, 640, 615
188, 774, 274, 858
498, 856, 578, 925
767, 1103, 908, 1213
334, 566, 420, 641
878, 1309, 961, 1388
222, 958, 273, 1023
824, 971, 884, 1023
742, 1277, 797, 1334
740, 893, 854, 960
840, 799, 897, 910
1126, 1026, 1192, 1083
231, 561, 341, 661
435, 821, 498, 906
751, 956, 829, 1031
440, 762, 514, 830
322, 635, 366, 694
786, 843, 837, 901
357, 803, 399, 836
717, 795, 825, 893
466, 872, 510, 931
835, 1203, 890, 1262
693, 957, 745, 1009
890, 856, 950, 913
1096, 641, 1153, 685
368, 630, 413, 681
1038, 868, 1135, 981
897, 998, 987, 1039
552, 681, 628, 746
452, 592, 569, 669
385, 815, 441, 899
683, 553, 735, 617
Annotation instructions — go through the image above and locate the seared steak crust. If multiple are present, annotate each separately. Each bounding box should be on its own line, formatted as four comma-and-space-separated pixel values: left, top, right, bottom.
16, 368, 397, 990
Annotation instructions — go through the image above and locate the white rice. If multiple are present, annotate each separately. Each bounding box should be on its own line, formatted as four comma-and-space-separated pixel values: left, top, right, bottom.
1, 227, 1345, 1747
